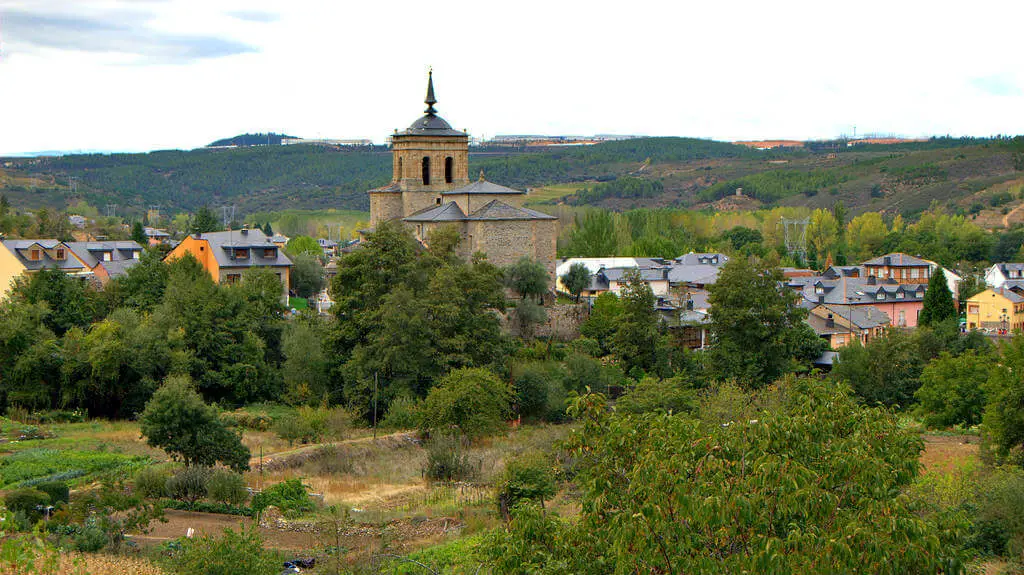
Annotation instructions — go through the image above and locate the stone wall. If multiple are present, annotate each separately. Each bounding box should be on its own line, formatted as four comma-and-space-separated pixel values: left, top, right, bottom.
503, 302, 589, 341
369, 191, 403, 227
392, 135, 470, 192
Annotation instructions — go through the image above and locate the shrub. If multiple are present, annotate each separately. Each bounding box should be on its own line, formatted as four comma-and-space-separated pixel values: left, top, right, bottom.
423, 434, 476, 482
250, 479, 314, 517
221, 410, 273, 431
74, 518, 108, 552
381, 396, 421, 430
617, 375, 697, 415
420, 368, 512, 440
207, 469, 249, 506
274, 414, 315, 446
165, 467, 211, 503
568, 337, 602, 358
159, 499, 253, 516
169, 525, 280, 575
5, 488, 50, 523
34, 481, 69, 506
514, 362, 565, 422
498, 452, 557, 516
134, 466, 171, 499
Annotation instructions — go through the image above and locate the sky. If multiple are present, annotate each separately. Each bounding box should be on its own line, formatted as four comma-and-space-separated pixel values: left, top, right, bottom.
0, 0, 1023, 155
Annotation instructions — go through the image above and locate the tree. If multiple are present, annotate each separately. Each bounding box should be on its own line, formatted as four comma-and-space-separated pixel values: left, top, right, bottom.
846, 212, 888, 261
983, 335, 1024, 463
483, 378, 957, 573
116, 248, 169, 312
915, 350, 991, 427
290, 253, 325, 299
560, 262, 591, 303
506, 257, 549, 302
12, 268, 95, 336
806, 208, 839, 264
832, 330, 923, 407
707, 257, 825, 387
262, 221, 273, 237
131, 221, 147, 245
170, 525, 279, 575
192, 206, 220, 234
139, 375, 250, 472
0, 194, 9, 216
721, 226, 763, 252
565, 210, 618, 257
285, 235, 322, 258
611, 269, 659, 375
281, 318, 330, 405
579, 292, 622, 355
420, 368, 512, 440
919, 268, 957, 327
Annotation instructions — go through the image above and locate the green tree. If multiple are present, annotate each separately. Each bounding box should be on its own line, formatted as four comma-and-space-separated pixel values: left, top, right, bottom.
11, 268, 95, 336
497, 452, 556, 516
616, 374, 697, 415
290, 252, 325, 299
139, 375, 250, 472
560, 262, 591, 303
806, 208, 839, 263
483, 378, 956, 573
506, 257, 549, 302
420, 368, 512, 440
707, 257, 824, 387
565, 210, 618, 256
919, 268, 957, 327
131, 221, 147, 244
116, 248, 170, 312
579, 292, 622, 355
983, 335, 1024, 463
262, 221, 273, 237
285, 235, 322, 258
832, 330, 923, 407
0, 194, 9, 217
611, 269, 659, 375
191, 206, 221, 233
281, 317, 330, 405
170, 525, 279, 575
846, 212, 888, 261
914, 350, 991, 427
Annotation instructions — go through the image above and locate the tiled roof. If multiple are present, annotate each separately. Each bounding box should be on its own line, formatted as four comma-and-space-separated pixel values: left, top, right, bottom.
66, 241, 143, 268
1, 240, 89, 271
798, 274, 926, 306
675, 252, 728, 266
442, 180, 526, 196
467, 200, 557, 221
403, 202, 467, 222
99, 259, 141, 278
862, 253, 931, 267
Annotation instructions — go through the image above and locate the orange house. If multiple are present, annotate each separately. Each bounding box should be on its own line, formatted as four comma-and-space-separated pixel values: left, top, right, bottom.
165, 228, 292, 302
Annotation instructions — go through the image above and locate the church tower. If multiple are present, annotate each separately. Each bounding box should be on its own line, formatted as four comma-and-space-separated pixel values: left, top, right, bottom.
370, 71, 471, 226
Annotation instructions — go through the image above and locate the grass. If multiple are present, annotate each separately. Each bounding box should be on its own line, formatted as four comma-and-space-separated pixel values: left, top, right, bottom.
0, 448, 149, 488
524, 182, 591, 205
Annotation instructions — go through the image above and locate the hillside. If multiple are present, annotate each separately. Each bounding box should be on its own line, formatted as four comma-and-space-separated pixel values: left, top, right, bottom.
208, 132, 299, 147
2, 136, 1022, 224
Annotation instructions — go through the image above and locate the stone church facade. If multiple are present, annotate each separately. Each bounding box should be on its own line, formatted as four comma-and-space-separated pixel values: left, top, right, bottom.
368, 72, 558, 275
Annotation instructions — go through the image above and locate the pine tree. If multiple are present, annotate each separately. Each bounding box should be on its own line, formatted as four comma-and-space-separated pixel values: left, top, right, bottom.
919, 268, 957, 327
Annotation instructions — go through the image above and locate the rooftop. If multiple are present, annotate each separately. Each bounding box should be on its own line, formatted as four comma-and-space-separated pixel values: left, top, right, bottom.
397, 71, 467, 138
193, 229, 293, 268
862, 253, 932, 267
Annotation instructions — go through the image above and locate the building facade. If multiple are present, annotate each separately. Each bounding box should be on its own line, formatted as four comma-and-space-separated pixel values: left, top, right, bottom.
367, 72, 558, 276
965, 288, 1024, 333
164, 228, 292, 301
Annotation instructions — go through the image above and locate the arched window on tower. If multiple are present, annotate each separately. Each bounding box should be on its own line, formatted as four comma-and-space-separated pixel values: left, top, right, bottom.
445, 157, 454, 183
422, 157, 431, 185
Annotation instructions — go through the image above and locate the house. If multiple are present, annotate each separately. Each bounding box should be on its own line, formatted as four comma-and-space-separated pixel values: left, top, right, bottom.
164, 228, 293, 301
317, 238, 339, 257
65, 241, 144, 285
985, 263, 1024, 289
0, 239, 93, 299
555, 254, 726, 300
862, 253, 932, 284
804, 303, 890, 348
675, 252, 729, 267
143, 227, 171, 246
965, 288, 1024, 333
790, 266, 927, 327
270, 234, 289, 249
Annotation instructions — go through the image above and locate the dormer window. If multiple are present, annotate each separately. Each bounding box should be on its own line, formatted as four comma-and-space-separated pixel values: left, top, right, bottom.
56, 248, 65, 260
234, 249, 249, 259
814, 286, 824, 295
896, 291, 905, 299
263, 248, 275, 258
29, 249, 41, 261
876, 292, 886, 301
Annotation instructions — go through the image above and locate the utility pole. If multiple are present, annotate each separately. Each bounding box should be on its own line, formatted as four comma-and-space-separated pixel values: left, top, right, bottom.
372, 372, 379, 440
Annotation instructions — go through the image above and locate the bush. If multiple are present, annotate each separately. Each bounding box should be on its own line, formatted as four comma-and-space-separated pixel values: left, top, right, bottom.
74, 518, 108, 552
134, 466, 171, 499
169, 525, 280, 575
207, 469, 249, 506
568, 337, 602, 358
420, 368, 512, 440
34, 481, 69, 506
423, 434, 476, 482
221, 410, 273, 431
274, 413, 316, 446
380, 396, 421, 430
5, 488, 50, 522
617, 375, 697, 415
165, 467, 211, 503
159, 499, 253, 516
250, 479, 314, 517
514, 362, 566, 422
497, 452, 557, 516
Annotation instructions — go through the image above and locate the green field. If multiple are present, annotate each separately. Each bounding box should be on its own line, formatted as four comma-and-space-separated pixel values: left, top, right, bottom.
524, 182, 592, 205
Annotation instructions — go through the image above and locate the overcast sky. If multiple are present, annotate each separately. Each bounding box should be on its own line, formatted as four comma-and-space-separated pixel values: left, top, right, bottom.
0, 0, 1022, 155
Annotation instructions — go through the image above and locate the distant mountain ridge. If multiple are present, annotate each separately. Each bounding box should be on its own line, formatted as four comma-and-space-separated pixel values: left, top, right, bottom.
208, 133, 299, 147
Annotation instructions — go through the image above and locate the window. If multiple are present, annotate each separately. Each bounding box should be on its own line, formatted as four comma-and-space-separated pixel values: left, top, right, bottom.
398, 157, 403, 178
436, 197, 442, 205
132, 251, 139, 259
263, 248, 275, 258
29, 249, 40, 261
56, 248, 65, 260
226, 274, 241, 284
444, 156, 453, 183
910, 268, 919, 279
814, 286, 824, 295
835, 335, 846, 345
896, 291, 904, 299
421, 156, 431, 185
876, 292, 886, 301
235, 249, 249, 259
103, 252, 112, 261
898, 310, 906, 326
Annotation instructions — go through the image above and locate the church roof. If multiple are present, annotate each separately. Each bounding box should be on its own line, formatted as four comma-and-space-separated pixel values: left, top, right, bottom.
404, 202, 468, 222
441, 179, 527, 196
399, 71, 466, 137
467, 200, 557, 221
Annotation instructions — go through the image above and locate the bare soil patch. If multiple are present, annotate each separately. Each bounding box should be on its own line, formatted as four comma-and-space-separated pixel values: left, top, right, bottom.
920, 434, 978, 475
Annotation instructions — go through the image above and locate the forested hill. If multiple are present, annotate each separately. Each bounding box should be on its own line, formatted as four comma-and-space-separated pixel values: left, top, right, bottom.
2, 136, 1022, 220
208, 133, 299, 147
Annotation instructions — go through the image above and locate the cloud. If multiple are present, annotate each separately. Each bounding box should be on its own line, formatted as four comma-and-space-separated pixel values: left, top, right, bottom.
0, 6, 257, 63
226, 10, 278, 23
970, 75, 1022, 97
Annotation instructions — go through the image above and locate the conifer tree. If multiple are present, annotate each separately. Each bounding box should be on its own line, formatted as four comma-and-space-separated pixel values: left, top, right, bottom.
919, 269, 957, 327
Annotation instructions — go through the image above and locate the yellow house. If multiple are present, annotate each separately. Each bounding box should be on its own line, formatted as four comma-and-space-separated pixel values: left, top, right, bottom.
164, 228, 292, 302
0, 239, 93, 299
965, 288, 1024, 332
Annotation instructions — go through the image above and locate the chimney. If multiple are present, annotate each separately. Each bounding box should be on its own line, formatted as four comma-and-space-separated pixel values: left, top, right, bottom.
826, 318, 835, 328
867, 275, 876, 285
241, 225, 249, 236
818, 295, 825, 304
884, 256, 891, 266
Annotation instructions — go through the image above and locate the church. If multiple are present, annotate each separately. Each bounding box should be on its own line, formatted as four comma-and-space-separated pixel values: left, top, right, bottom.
368, 72, 558, 276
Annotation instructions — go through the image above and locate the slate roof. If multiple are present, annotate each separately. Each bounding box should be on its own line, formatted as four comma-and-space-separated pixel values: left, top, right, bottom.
992, 287, 1024, 303
404, 202, 467, 222
863, 253, 931, 267
601, 267, 669, 283
667, 264, 720, 286
467, 200, 557, 221
675, 252, 728, 266
441, 180, 527, 196
194, 229, 292, 269
998, 263, 1024, 272
0, 240, 89, 272
397, 72, 467, 137
99, 259, 140, 278
65, 241, 143, 269
368, 182, 402, 194
797, 274, 926, 306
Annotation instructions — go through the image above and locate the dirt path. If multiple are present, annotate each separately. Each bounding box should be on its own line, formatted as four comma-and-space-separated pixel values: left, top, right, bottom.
1002, 202, 1024, 228
249, 431, 414, 469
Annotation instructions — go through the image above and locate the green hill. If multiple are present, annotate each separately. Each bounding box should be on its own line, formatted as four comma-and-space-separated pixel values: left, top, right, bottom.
2, 136, 1022, 222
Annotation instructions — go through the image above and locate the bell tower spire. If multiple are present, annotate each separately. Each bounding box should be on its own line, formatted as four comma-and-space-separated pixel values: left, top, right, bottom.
424, 68, 437, 115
